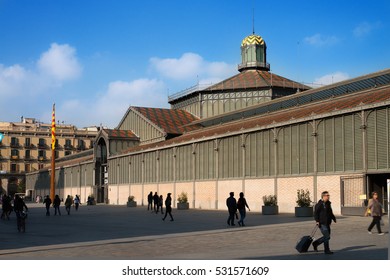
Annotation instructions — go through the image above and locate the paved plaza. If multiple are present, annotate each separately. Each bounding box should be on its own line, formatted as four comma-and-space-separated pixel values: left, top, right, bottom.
0, 203, 388, 259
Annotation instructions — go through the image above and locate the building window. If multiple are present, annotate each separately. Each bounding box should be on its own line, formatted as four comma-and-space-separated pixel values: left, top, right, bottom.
11, 163, 19, 173
11, 137, 19, 147
89, 140, 94, 149
38, 138, 46, 148
25, 137, 31, 147
25, 164, 31, 172
65, 150, 72, 156
25, 149, 31, 159
55, 151, 59, 159
11, 149, 19, 159
65, 139, 72, 150
77, 139, 85, 150
38, 150, 46, 160
38, 163, 44, 170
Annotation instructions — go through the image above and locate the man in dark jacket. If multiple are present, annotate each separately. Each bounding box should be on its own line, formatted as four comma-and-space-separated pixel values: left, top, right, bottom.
43, 195, 52, 216
313, 191, 337, 254
13, 195, 28, 232
226, 192, 237, 226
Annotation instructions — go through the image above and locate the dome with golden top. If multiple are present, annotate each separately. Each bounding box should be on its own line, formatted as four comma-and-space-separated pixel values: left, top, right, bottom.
241, 34, 265, 47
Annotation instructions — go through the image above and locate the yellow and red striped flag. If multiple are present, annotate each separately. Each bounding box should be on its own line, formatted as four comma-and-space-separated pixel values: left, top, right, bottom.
51, 103, 56, 150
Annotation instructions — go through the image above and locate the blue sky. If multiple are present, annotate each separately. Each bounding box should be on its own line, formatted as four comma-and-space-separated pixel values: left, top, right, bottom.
0, 0, 389, 128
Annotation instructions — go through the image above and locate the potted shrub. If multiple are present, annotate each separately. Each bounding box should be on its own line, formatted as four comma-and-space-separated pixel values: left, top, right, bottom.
127, 195, 137, 207
262, 195, 278, 215
295, 189, 313, 217
177, 192, 189, 210
87, 194, 96, 205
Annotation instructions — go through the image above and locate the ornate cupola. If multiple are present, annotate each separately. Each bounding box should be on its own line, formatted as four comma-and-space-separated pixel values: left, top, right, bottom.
238, 33, 270, 72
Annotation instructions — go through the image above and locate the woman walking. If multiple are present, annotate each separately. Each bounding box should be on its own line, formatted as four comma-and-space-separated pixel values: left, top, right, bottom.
74, 195, 80, 211
162, 193, 174, 221
367, 192, 384, 235
237, 192, 250, 226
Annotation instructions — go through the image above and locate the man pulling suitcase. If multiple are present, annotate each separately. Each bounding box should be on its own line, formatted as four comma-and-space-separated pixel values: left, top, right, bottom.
312, 191, 337, 254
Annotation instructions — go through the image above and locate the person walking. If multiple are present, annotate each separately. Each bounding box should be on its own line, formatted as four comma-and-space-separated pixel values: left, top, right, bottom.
313, 191, 337, 254
237, 192, 250, 226
158, 195, 164, 214
43, 195, 52, 216
162, 193, 174, 221
53, 194, 61, 216
1, 194, 12, 220
13, 194, 28, 232
366, 192, 384, 235
226, 192, 237, 226
147, 191, 153, 211
153, 192, 159, 213
74, 195, 80, 211
65, 195, 72, 215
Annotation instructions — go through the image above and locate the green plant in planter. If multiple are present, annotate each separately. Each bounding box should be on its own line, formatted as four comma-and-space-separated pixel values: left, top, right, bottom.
177, 192, 188, 203
128, 195, 135, 202
262, 195, 277, 206
296, 189, 312, 207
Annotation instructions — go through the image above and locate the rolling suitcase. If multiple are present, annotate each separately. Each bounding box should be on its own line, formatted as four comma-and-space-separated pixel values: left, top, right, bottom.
295, 225, 318, 253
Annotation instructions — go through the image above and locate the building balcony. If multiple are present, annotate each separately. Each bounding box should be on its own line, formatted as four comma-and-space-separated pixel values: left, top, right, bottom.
76, 145, 85, 151
24, 143, 34, 149
24, 156, 35, 161
38, 156, 46, 161
64, 144, 74, 150
238, 61, 270, 72
38, 144, 48, 150
11, 155, 20, 160
10, 143, 21, 149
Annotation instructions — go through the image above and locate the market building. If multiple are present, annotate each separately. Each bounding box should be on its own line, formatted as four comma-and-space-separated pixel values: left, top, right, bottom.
25, 33, 390, 215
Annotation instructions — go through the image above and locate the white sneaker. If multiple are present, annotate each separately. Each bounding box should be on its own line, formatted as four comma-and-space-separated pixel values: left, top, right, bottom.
368, 231, 372, 234
378, 233, 384, 236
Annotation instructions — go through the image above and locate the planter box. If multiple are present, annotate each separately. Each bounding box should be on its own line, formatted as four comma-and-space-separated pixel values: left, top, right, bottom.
177, 202, 189, 210
262, 205, 279, 215
295, 206, 313, 217
127, 201, 137, 207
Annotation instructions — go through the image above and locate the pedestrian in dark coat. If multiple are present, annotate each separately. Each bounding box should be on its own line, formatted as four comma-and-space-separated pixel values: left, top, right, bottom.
366, 192, 384, 235
147, 191, 153, 211
65, 195, 72, 215
1, 194, 12, 220
153, 192, 159, 213
162, 193, 174, 221
158, 195, 164, 214
53, 194, 61, 216
43, 195, 52, 216
237, 192, 250, 226
313, 191, 337, 254
226, 192, 237, 226
13, 195, 28, 232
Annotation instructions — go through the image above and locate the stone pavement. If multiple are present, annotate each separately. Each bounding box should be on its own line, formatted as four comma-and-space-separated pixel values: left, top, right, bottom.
0, 203, 388, 259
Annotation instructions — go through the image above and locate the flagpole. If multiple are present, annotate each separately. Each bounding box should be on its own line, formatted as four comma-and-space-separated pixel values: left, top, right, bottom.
50, 103, 56, 202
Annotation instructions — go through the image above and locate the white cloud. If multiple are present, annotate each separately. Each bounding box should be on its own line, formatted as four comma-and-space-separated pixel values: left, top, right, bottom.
149, 52, 236, 82
0, 43, 82, 99
38, 43, 82, 81
58, 78, 167, 128
304, 33, 339, 47
353, 21, 381, 38
313, 72, 350, 86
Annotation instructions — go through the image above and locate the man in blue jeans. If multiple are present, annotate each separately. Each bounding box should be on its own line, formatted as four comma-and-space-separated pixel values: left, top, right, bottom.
313, 191, 337, 254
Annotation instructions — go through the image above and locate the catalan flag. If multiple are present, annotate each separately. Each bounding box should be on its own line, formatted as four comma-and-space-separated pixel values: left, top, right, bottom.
51, 103, 56, 150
